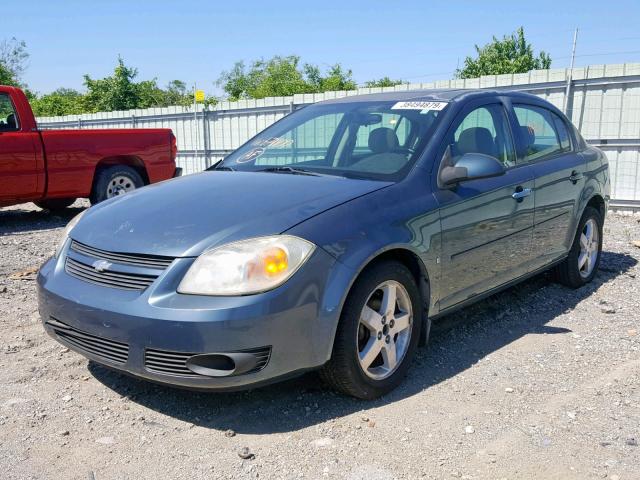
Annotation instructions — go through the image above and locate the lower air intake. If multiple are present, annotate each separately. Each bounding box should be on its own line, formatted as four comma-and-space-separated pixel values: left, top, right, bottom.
46, 317, 129, 365
145, 346, 271, 377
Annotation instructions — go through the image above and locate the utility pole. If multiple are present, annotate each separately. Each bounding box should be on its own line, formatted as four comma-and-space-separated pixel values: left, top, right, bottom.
193, 83, 200, 160
564, 28, 578, 115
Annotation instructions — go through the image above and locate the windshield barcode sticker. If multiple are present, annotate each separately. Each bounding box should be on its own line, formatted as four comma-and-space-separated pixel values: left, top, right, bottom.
391, 101, 448, 111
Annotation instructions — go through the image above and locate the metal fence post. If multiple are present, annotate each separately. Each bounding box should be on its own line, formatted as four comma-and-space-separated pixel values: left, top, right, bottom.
202, 108, 210, 168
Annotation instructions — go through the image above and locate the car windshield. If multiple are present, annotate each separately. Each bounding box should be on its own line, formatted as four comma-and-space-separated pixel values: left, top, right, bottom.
216, 100, 447, 181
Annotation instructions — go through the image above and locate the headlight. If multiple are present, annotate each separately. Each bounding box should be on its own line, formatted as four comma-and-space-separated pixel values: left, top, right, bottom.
54, 210, 86, 258
178, 235, 315, 296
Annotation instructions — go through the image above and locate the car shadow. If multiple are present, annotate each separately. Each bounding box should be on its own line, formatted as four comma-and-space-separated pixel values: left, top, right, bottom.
0, 205, 86, 235
88, 250, 637, 435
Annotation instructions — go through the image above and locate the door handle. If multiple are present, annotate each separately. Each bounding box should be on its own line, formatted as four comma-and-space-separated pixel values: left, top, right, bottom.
512, 187, 532, 201
569, 170, 583, 183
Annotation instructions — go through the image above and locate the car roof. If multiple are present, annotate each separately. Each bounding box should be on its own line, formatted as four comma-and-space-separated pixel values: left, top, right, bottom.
316, 88, 542, 105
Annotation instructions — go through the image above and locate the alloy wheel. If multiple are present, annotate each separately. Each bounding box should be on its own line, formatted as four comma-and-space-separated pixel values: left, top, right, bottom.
578, 218, 599, 278
357, 280, 413, 380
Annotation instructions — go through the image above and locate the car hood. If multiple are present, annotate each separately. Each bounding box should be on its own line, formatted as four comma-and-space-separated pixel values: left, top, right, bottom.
71, 171, 391, 257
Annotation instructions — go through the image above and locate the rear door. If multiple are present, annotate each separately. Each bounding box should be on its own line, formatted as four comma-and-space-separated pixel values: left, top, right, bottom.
434, 98, 536, 310
0, 93, 41, 202
512, 103, 586, 269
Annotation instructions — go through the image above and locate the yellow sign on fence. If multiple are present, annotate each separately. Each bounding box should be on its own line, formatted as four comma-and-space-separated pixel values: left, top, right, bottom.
194, 90, 205, 102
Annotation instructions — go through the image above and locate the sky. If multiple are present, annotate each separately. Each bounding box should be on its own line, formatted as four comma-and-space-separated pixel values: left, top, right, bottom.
3, 0, 640, 96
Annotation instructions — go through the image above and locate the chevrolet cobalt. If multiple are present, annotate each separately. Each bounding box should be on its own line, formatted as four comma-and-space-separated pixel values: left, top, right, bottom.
38, 90, 609, 399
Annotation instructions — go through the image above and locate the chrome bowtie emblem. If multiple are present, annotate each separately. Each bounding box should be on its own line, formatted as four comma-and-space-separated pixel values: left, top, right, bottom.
92, 260, 112, 272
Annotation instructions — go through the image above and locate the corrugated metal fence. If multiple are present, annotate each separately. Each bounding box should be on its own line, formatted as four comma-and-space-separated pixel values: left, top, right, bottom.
37, 63, 640, 206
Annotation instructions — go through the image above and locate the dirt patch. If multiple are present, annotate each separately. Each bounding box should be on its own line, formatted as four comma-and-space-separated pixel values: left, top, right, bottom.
1, 202, 639, 479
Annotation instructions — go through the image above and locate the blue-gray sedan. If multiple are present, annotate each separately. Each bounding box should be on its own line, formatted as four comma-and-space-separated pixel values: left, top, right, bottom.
38, 89, 610, 398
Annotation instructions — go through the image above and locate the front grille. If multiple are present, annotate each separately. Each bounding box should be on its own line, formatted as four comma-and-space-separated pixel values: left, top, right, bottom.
70, 240, 174, 269
145, 347, 272, 377
65, 257, 157, 291
46, 317, 129, 365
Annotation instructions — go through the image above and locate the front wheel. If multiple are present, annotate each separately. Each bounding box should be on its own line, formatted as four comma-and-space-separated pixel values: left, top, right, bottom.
320, 261, 422, 399
90, 165, 144, 205
556, 206, 603, 288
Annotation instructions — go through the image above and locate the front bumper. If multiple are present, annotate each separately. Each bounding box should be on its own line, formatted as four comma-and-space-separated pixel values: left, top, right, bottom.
37, 244, 343, 391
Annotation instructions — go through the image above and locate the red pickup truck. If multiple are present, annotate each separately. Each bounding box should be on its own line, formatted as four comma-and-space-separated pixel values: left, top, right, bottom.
0, 86, 180, 210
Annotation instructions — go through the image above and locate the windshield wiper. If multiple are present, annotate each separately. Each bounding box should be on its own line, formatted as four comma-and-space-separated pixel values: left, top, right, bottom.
256, 166, 324, 177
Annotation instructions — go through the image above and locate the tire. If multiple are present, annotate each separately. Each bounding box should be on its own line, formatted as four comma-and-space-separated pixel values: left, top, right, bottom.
90, 165, 144, 205
555, 206, 603, 288
34, 198, 76, 212
320, 261, 423, 399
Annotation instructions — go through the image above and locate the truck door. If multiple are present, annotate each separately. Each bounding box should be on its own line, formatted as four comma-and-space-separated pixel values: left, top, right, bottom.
0, 93, 41, 202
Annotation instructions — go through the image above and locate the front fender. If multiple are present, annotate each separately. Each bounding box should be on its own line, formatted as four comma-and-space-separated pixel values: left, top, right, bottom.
287, 180, 442, 359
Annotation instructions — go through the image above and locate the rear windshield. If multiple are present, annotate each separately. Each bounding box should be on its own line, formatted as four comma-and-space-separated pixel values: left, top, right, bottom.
217, 100, 447, 181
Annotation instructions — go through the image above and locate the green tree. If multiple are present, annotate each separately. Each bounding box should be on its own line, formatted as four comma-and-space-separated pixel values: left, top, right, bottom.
0, 37, 29, 86
81, 57, 196, 112
218, 56, 308, 100
251, 56, 309, 98
163, 80, 193, 106
217, 55, 357, 100
30, 88, 85, 116
455, 27, 551, 79
0, 63, 17, 86
136, 79, 169, 108
304, 64, 356, 92
83, 57, 142, 111
363, 77, 405, 88
218, 61, 252, 100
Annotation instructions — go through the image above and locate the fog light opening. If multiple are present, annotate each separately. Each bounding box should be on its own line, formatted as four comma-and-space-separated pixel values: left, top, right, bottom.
185, 352, 258, 377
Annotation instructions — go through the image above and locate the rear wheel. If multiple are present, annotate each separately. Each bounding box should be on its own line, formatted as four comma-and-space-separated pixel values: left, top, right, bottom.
320, 261, 422, 399
556, 206, 603, 288
90, 165, 144, 205
34, 198, 76, 212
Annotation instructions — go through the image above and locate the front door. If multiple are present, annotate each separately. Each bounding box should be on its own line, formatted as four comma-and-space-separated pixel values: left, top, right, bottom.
434, 100, 535, 310
512, 103, 587, 269
0, 93, 40, 203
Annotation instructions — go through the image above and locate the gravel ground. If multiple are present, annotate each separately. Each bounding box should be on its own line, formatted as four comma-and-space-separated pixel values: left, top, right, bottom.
1, 201, 639, 480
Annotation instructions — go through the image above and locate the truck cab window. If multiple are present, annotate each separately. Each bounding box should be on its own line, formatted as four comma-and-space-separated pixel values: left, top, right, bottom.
0, 94, 19, 131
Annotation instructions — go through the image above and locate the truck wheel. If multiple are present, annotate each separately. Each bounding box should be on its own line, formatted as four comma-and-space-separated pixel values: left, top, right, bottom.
555, 206, 603, 288
90, 165, 144, 205
34, 198, 76, 212
320, 261, 422, 399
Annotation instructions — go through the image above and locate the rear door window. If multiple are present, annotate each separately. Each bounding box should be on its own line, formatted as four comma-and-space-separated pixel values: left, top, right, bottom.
513, 105, 571, 163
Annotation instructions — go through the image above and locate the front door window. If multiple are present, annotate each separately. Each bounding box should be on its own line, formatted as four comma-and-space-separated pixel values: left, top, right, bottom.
447, 104, 516, 168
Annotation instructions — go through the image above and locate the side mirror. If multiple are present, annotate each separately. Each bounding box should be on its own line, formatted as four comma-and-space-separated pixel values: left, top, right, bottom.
440, 152, 506, 186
